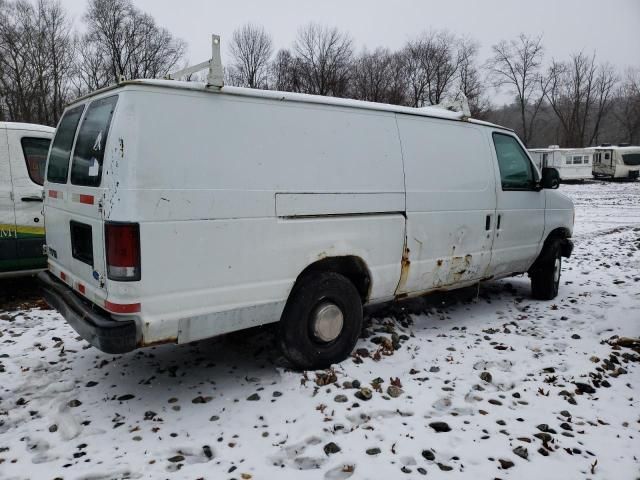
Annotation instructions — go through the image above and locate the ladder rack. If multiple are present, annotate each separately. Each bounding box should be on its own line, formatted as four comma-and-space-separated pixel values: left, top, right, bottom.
166, 34, 223, 88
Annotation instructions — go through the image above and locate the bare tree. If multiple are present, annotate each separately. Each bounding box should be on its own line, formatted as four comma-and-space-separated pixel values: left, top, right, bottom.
293, 23, 353, 97
545, 52, 617, 146
487, 34, 547, 146
0, 0, 30, 121
269, 48, 302, 92
0, 0, 75, 124
456, 37, 490, 118
39, 0, 76, 121
74, 40, 110, 93
426, 31, 462, 105
351, 47, 393, 102
612, 68, 640, 144
401, 39, 428, 107
79, 0, 186, 90
401, 31, 463, 107
228, 23, 272, 89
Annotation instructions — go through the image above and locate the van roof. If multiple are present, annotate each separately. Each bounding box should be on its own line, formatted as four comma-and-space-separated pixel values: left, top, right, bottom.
69, 79, 511, 131
0, 121, 55, 133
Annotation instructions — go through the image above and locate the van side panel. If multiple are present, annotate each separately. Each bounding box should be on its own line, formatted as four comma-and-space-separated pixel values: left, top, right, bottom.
7, 129, 50, 267
396, 117, 497, 294
105, 88, 406, 344
0, 126, 18, 272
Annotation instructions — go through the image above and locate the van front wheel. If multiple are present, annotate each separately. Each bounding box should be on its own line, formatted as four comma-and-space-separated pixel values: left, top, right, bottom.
279, 272, 363, 370
530, 241, 562, 300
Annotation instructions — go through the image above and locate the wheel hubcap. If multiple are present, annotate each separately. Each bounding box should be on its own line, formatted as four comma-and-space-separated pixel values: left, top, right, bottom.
311, 302, 344, 342
554, 257, 561, 283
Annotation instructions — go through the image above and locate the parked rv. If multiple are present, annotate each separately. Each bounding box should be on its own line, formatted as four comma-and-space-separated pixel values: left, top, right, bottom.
591, 144, 640, 180
528, 146, 593, 181
38, 50, 574, 368
1, 122, 54, 277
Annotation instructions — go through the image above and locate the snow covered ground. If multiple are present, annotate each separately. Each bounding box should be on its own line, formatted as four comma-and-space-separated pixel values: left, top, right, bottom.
1, 181, 639, 480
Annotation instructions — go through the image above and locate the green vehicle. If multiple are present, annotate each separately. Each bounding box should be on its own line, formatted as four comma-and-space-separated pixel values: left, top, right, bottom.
0, 122, 54, 277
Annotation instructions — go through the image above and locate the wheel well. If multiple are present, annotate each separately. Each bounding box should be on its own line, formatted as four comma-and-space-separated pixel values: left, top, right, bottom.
545, 227, 571, 245
530, 227, 572, 274
297, 256, 371, 303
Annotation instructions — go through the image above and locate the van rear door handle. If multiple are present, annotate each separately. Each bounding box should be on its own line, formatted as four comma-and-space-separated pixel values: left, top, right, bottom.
497, 214, 502, 229
485, 214, 491, 230
21, 196, 43, 202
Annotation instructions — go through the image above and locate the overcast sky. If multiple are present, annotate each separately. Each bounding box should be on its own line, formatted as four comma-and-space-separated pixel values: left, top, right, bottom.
62, 0, 640, 102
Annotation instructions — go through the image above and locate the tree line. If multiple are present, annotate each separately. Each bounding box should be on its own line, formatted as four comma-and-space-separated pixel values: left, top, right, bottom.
0, 0, 185, 126
1, 0, 639, 147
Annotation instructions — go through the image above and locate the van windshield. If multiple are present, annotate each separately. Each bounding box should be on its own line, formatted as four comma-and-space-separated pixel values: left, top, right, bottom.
622, 153, 640, 166
47, 105, 84, 183
70, 95, 118, 187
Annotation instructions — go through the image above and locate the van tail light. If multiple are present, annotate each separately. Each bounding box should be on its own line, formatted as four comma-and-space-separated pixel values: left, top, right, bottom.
105, 222, 141, 281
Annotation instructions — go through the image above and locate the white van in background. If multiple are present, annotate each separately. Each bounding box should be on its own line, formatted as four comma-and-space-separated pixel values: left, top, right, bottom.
591, 144, 640, 180
38, 79, 574, 369
1, 122, 54, 277
528, 146, 593, 181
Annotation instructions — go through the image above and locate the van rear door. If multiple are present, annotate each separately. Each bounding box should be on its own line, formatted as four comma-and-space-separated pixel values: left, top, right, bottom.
45, 96, 118, 303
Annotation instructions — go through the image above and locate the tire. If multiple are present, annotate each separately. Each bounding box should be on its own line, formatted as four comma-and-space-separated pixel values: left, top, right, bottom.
278, 272, 363, 370
530, 240, 562, 300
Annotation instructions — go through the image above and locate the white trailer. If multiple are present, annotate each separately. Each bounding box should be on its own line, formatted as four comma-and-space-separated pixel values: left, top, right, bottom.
591, 145, 640, 180
528, 146, 593, 181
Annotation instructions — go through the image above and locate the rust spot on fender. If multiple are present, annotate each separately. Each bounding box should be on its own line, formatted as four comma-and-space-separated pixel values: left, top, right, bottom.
451, 254, 473, 282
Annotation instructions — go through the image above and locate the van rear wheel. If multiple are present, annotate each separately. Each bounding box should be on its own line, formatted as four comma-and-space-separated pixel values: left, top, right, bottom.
279, 272, 363, 370
530, 241, 562, 300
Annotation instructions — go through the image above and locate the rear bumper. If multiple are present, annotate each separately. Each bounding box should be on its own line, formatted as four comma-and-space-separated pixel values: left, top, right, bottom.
37, 271, 139, 354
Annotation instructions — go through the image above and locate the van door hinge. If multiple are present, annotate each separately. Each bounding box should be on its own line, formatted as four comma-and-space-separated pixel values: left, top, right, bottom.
98, 199, 104, 215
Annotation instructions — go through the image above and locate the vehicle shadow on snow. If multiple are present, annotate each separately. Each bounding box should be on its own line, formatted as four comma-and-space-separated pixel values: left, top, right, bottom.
67, 277, 532, 403
0, 276, 46, 311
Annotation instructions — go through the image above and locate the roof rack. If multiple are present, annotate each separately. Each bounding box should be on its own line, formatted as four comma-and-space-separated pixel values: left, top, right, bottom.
166, 34, 223, 88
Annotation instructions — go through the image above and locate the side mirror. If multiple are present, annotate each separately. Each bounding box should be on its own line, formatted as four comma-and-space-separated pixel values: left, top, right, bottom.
540, 167, 560, 189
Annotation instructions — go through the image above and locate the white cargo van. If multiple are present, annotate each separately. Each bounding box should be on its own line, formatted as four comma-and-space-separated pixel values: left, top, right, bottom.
1, 122, 54, 277
38, 79, 574, 369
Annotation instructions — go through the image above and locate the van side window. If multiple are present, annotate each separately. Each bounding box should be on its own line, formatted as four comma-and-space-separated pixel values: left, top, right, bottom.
21, 137, 51, 186
70, 95, 118, 187
492, 133, 535, 190
47, 105, 84, 183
